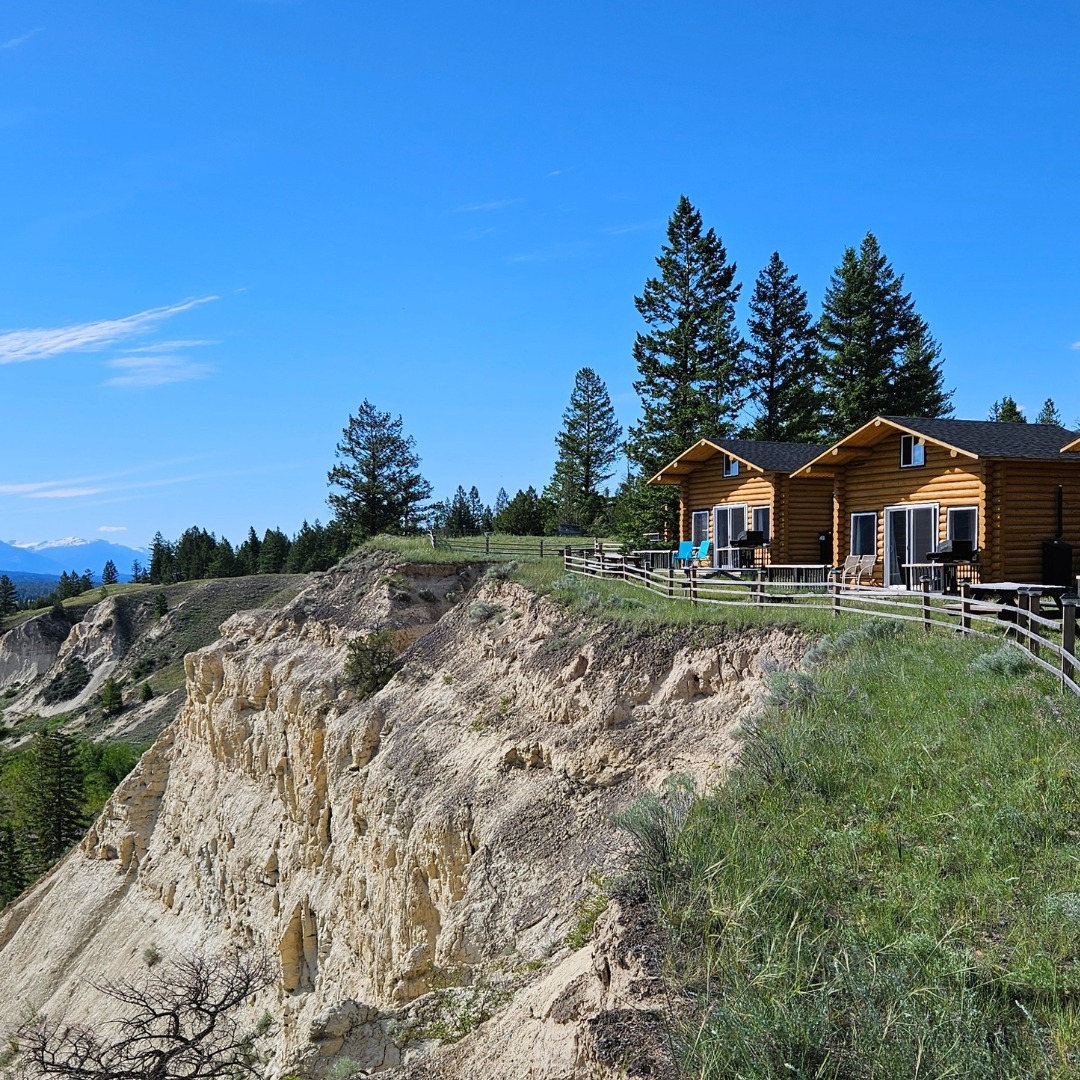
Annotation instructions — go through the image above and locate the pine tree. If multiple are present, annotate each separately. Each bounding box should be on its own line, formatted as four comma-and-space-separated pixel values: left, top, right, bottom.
257, 528, 291, 573
100, 676, 123, 716
237, 526, 261, 576
0, 823, 27, 906
627, 196, 745, 478
742, 252, 824, 442
153, 592, 169, 620
493, 488, 509, 521
493, 487, 547, 535
819, 233, 950, 437
148, 533, 175, 585
327, 400, 433, 539
0, 575, 16, 617
101, 560, 118, 586
1036, 398, 1064, 426
546, 368, 623, 530
988, 396, 1026, 422
25, 732, 86, 873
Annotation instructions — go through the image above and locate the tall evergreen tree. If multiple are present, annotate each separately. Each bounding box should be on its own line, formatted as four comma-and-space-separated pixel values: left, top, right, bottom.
546, 368, 623, 529
257, 528, 291, 573
819, 233, 951, 437
742, 252, 824, 442
889, 315, 953, 419
327, 400, 433, 539
100, 560, 118, 586
988, 396, 1026, 422
24, 732, 86, 873
1036, 398, 1064, 426
0, 575, 16, 617
627, 196, 745, 478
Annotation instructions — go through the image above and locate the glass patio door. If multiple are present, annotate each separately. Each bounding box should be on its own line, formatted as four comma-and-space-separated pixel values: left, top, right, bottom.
885, 504, 937, 587
713, 504, 747, 567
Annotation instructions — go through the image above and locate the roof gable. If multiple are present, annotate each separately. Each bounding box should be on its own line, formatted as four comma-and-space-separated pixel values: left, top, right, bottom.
793, 416, 1080, 476
649, 438, 826, 485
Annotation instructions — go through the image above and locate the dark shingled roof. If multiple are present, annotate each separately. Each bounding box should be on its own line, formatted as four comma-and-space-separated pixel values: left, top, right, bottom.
882, 417, 1080, 460
712, 439, 827, 472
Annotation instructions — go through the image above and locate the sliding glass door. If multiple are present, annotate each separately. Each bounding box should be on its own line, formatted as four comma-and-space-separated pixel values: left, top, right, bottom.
884, 504, 937, 587
713, 504, 747, 567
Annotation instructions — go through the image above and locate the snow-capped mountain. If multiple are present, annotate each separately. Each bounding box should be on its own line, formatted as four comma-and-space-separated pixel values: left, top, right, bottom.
0, 539, 146, 581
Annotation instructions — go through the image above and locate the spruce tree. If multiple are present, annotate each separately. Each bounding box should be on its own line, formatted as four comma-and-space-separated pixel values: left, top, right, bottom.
889, 316, 953, 419
988, 396, 1026, 422
100, 676, 123, 716
327, 400, 433, 539
627, 195, 745, 478
819, 233, 951, 437
0, 575, 16, 617
1036, 398, 1064, 426
101, 560, 118, 586
742, 252, 824, 442
25, 732, 86, 873
546, 368, 623, 530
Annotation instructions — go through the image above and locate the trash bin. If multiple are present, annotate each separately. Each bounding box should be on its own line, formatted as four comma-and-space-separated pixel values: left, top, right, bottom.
1043, 539, 1074, 588
818, 532, 833, 565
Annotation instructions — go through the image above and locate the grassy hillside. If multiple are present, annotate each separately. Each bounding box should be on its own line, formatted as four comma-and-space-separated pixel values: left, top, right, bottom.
618, 620, 1080, 1078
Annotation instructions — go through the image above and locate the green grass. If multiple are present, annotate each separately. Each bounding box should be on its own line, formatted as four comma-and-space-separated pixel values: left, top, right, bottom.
621, 620, 1080, 1078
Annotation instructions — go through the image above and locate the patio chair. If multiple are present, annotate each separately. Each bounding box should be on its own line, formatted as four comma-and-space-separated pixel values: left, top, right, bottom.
836, 555, 860, 586
673, 541, 695, 568
694, 539, 712, 566
855, 554, 877, 586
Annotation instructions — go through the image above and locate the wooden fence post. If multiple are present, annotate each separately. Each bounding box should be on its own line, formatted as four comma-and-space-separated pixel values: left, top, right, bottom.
1024, 588, 1042, 660
920, 577, 931, 632
668, 564, 675, 599
756, 567, 766, 607
539, 538, 544, 558
959, 582, 972, 634
485, 534, 490, 555
831, 575, 840, 618
1062, 596, 1077, 689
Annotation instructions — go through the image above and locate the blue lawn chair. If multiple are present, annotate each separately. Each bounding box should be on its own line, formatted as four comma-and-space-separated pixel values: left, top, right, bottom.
673, 540, 694, 567
695, 539, 712, 566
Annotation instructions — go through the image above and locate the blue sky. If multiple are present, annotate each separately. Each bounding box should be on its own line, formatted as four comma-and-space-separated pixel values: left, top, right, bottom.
0, 1, 1076, 548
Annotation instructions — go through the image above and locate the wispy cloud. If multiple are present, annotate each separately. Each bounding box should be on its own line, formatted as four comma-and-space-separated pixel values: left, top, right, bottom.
2, 27, 42, 49
454, 198, 523, 213
103, 354, 213, 388
1071, 341, 1080, 351
602, 220, 661, 236
546, 166, 578, 178
505, 241, 591, 265
0, 296, 216, 365
98, 525, 127, 533
457, 226, 496, 241
28, 487, 103, 499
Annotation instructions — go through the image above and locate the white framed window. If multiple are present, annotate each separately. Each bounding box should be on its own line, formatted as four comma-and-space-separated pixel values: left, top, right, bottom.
900, 434, 925, 468
850, 512, 877, 556
722, 454, 739, 477
713, 503, 747, 566
947, 506, 977, 545
752, 506, 771, 542
690, 510, 710, 546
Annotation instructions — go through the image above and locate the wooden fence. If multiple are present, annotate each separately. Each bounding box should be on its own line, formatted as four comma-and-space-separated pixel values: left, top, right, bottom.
563, 548, 1080, 695
431, 534, 612, 559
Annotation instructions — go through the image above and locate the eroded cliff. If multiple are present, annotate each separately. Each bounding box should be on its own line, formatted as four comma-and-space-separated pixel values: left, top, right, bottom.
0, 554, 807, 1078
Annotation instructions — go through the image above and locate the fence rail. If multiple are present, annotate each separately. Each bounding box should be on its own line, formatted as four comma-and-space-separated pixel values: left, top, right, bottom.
430, 534, 616, 559
563, 548, 1080, 696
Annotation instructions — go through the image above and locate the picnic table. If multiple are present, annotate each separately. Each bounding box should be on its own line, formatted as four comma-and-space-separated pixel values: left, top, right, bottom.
966, 582, 1068, 615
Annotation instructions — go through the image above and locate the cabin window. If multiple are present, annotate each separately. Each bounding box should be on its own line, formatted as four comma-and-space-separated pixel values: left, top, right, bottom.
900, 434, 925, 468
722, 454, 739, 477
691, 510, 710, 545
752, 506, 771, 542
850, 512, 877, 556
947, 506, 977, 544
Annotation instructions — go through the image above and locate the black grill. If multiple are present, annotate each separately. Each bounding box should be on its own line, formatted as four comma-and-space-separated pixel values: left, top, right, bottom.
927, 539, 974, 563
732, 530, 765, 548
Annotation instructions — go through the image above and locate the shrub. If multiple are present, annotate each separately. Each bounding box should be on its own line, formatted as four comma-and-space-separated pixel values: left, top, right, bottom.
41, 659, 91, 704
139, 681, 154, 703
344, 631, 397, 699
483, 561, 518, 583
467, 601, 503, 625
971, 644, 1030, 678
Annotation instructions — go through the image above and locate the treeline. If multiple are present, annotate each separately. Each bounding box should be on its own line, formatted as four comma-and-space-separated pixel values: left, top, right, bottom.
142, 520, 350, 585
0, 732, 142, 905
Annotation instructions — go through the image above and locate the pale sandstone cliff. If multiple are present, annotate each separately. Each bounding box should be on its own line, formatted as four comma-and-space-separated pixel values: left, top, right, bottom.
0, 556, 806, 1077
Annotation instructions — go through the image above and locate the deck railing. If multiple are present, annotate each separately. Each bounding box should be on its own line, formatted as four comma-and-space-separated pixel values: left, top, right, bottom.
563, 548, 1080, 696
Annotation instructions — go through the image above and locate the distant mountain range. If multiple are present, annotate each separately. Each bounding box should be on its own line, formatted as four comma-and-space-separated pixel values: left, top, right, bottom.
0, 538, 147, 582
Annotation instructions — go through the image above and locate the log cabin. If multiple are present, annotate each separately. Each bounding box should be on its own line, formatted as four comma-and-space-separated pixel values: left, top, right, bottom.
791, 416, 1080, 586
648, 439, 834, 568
